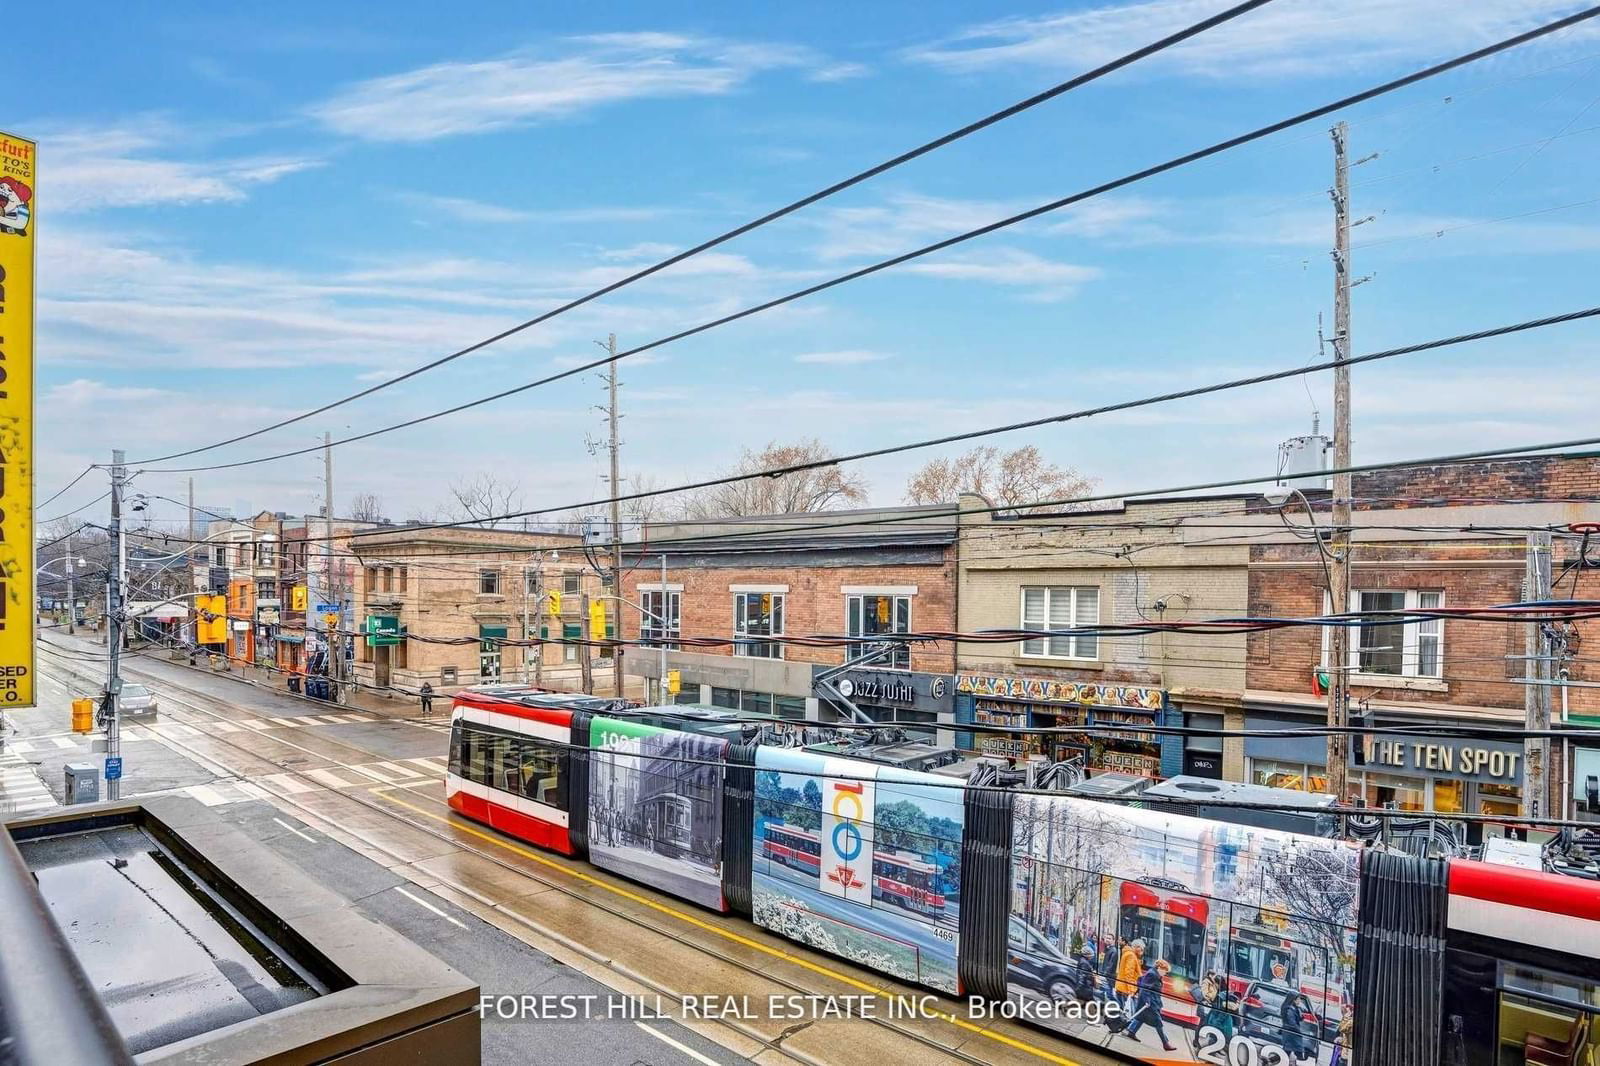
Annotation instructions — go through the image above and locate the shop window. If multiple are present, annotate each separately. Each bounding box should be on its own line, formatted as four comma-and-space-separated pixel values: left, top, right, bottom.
673, 686, 703, 706
740, 690, 775, 715
733, 592, 784, 659
1432, 778, 1466, 814
1250, 758, 1330, 794
641, 589, 681, 648
1476, 781, 1521, 816
846, 593, 911, 670
1019, 586, 1099, 660
1357, 771, 1427, 811
773, 695, 807, 720
710, 687, 740, 709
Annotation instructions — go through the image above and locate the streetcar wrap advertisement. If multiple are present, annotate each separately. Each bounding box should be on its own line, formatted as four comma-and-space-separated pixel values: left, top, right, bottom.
1007, 793, 1359, 1065
0, 129, 33, 707
587, 715, 728, 911
751, 747, 963, 993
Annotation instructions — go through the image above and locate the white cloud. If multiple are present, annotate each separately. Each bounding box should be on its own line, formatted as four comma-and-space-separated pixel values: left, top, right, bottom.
313, 34, 830, 141
905, 247, 1103, 297
909, 0, 1596, 79
809, 61, 870, 82
793, 349, 893, 365
46, 119, 319, 212
393, 192, 673, 226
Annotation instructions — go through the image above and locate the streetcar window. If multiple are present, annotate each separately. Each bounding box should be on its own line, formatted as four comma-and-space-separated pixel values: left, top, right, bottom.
1496, 964, 1600, 1061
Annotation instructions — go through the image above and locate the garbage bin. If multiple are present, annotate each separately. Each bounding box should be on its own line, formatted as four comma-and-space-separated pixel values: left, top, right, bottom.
64, 762, 99, 805
287, 676, 301, 695
310, 678, 327, 700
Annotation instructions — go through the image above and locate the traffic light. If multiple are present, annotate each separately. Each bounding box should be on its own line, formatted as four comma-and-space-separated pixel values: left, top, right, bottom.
666, 670, 681, 695
547, 589, 562, 616
588, 599, 606, 639
290, 585, 308, 612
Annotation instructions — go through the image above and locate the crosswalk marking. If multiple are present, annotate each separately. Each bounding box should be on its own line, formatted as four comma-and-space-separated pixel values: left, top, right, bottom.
2, 750, 60, 814
210, 720, 243, 733
186, 784, 228, 807
7, 741, 34, 754
373, 761, 422, 779
262, 773, 317, 795
241, 719, 271, 730
304, 767, 363, 789
269, 717, 304, 728
348, 763, 401, 783
51, 736, 77, 749
152, 722, 201, 738
405, 756, 449, 772
235, 781, 270, 800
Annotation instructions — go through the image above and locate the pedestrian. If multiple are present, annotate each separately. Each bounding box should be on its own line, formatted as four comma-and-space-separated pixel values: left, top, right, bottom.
1329, 1013, 1353, 1066
1116, 938, 1145, 1003
1122, 959, 1177, 1052
1099, 938, 1122, 1010
1073, 947, 1098, 1002
419, 680, 434, 716
1198, 973, 1234, 1040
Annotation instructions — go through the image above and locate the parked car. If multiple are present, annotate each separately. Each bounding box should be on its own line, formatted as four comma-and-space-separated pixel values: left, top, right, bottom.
1006, 917, 1084, 1003
117, 683, 158, 719
1238, 981, 1320, 1061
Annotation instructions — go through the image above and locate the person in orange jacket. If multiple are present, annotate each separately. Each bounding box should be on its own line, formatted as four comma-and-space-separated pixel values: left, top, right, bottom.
1116, 938, 1146, 1000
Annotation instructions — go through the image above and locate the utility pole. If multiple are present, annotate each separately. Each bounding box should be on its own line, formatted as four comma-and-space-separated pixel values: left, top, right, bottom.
105, 450, 126, 801
1524, 530, 1554, 819
186, 477, 195, 643
64, 527, 75, 635
1325, 121, 1353, 810
659, 554, 668, 703
324, 432, 341, 703
532, 563, 544, 688
579, 591, 595, 694
606, 332, 625, 699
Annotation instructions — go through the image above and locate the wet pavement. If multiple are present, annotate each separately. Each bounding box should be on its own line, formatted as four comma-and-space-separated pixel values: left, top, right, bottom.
27, 634, 1125, 1066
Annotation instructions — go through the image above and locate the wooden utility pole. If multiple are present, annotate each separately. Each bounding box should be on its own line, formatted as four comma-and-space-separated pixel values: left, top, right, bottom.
606, 333, 625, 699
1325, 122, 1353, 808
324, 431, 342, 702
1524, 531, 1553, 818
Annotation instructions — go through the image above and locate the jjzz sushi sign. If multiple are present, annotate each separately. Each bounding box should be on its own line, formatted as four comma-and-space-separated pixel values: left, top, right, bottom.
820, 764, 875, 904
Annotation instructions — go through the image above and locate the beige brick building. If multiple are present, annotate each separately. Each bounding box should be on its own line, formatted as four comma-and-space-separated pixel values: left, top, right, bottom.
348, 525, 616, 699
955, 492, 1253, 778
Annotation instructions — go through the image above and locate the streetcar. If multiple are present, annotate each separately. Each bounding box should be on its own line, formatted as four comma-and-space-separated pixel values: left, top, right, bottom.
444, 685, 1600, 1066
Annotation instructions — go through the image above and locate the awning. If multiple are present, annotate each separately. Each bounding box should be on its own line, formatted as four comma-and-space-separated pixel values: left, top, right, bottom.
127, 601, 187, 621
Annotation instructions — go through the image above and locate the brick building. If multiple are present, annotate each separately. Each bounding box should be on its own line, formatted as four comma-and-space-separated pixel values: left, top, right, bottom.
348, 525, 614, 698
617, 505, 958, 740
277, 517, 383, 677
955, 492, 1254, 778
1239, 455, 1600, 820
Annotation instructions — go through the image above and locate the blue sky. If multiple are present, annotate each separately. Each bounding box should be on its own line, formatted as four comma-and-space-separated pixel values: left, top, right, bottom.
25, 0, 1600, 528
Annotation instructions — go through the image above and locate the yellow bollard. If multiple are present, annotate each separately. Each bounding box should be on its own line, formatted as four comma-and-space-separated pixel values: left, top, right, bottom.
71, 698, 95, 733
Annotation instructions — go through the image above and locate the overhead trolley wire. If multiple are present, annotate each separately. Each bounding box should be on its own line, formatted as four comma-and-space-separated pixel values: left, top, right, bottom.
124, 0, 1281, 468
136, 6, 1600, 477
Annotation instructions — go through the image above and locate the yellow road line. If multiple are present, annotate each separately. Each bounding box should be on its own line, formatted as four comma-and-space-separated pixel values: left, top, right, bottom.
374, 788, 1086, 1066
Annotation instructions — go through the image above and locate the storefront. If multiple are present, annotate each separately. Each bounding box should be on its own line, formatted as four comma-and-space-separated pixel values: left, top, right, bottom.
954, 673, 1174, 778
812, 666, 954, 743
1245, 708, 1525, 814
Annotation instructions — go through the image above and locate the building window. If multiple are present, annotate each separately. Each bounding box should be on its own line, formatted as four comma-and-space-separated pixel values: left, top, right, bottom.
398, 566, 408, 593
641, 589, 681, 648
364, 567, 376, 593
257, 542, 275, 567
562, 573, 582, 595
733, 592, 784, 658
1341, 589, 1445, 678
1249, 758, 1330, 794
526, 569, 539, 595
563, 623, 581, 662
479, 569, 500, 595
846, 594, 911, 670
214, 546, 228, 566
1020, 586, 1099, 660
256, 580, 274, 602
381, 567, 394, 592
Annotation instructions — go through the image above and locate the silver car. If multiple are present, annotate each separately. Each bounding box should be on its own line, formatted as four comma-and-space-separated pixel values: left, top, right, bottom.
118, 683, 158, 719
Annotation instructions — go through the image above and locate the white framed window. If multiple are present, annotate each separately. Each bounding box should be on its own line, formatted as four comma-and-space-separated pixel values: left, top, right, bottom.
562, 572, 582, 595
1020, 586, 1099, 660
641, 589, 681, 648
847, 594, 910, 670
733, 592, 784, 659
479, 569, 500, 595
1327, 589, 1444, 679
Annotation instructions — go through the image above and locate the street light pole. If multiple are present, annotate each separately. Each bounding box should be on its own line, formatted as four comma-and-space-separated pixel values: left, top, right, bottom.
64, 527, 75, 635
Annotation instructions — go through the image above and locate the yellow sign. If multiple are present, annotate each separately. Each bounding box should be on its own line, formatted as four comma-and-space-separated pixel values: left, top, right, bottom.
588, 599, 606, 639
290, 584, 307, 611
0, 130, 35, 707
323, 612, 340, 628
666, 669, 681, 696
196, 594, 228, 645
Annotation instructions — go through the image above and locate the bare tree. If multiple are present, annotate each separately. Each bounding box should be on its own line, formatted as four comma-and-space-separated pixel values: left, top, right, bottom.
621, 472, 678, 526
903, 445, 1096, 513
347, 492, 385, 523
677, 439, 868, 519
448, 473, 525, 526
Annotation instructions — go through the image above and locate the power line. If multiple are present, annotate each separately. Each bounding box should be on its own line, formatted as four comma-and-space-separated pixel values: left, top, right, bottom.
137, 7, 1600, 476
123, 0, 1281, 468
35, 466, 96, 513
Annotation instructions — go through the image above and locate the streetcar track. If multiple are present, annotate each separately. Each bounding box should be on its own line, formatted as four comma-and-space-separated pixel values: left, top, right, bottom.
36, 643, 1082, 1066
